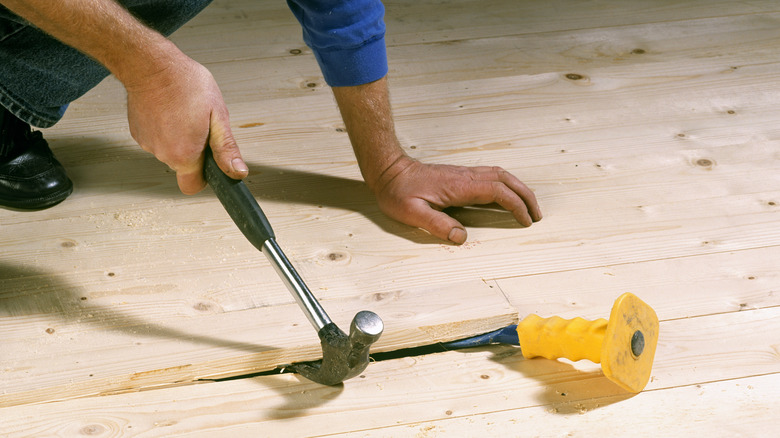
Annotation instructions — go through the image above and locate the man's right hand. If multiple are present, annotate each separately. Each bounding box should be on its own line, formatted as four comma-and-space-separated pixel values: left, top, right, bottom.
0, 0, 248, 194
125, 53, 248, 194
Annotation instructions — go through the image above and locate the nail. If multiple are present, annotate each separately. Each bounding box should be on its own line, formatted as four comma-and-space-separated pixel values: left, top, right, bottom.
448, 227, 467, 245
232, 158, 249, 174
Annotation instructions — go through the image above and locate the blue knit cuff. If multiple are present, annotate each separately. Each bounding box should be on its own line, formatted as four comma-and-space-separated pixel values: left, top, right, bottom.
313, 35, 388, 87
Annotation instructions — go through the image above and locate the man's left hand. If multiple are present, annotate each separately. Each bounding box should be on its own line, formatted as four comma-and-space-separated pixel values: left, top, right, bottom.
371, 155, 542, 244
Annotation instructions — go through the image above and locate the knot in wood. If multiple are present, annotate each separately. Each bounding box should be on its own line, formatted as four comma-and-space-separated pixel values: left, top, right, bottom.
79, 424, 106, 435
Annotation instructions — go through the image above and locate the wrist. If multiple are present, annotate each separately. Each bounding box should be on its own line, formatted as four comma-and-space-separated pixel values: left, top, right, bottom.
366, 152, 416, 195
111, 38, 188, 92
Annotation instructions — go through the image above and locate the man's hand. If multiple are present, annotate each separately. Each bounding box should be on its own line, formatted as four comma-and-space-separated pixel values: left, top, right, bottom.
126, 54, 247, 194
372, 155, 541, 244
1, 0, 247, 194
333, 77, 542, 244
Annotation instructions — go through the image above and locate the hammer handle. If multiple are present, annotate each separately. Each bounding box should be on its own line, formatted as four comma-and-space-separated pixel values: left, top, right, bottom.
203, 147, 274, 250
203, 147, 332, 331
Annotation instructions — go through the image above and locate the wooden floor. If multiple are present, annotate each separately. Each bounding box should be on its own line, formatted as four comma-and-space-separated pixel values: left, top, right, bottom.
2, 0, 780, 435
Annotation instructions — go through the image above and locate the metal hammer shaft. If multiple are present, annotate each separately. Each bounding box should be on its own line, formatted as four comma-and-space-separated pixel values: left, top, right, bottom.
262, 239, 331, 331
202, 147, 332, 331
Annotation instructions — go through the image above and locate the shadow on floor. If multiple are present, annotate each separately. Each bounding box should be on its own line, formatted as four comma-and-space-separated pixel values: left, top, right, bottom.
0, 261, 336, 414
47, 136, 528, 244
464, 345, 636, 414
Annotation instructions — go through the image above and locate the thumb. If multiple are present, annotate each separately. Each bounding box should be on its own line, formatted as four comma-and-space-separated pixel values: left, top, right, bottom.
399, 199, 468, 245
209, 108, 248, 180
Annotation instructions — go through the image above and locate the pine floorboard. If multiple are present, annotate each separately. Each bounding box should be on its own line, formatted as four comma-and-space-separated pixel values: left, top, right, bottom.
2, 308, 778, 436
2, 0, 780, 435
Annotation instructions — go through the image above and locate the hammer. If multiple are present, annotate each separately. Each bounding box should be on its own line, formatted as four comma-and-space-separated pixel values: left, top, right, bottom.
203, 148, 384, 385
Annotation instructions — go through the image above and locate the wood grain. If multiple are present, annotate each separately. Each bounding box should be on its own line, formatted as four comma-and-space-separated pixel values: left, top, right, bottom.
1, 308, 777, 437
0, 280, 516, 407
340, 374, 779, 438
497, 246, 780, 320
1, 0, 779, 433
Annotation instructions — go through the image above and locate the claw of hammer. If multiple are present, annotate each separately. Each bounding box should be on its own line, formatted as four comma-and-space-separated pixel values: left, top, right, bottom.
291, 311, 384, 386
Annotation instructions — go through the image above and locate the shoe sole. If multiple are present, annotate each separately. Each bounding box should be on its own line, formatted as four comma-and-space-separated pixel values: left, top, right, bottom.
0, 182, 73, 210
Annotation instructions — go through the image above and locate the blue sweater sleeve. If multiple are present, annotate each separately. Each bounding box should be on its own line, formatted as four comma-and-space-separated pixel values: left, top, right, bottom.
287, 0, 388, 87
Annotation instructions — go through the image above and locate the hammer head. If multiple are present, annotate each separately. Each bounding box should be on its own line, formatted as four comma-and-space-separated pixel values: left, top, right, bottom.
290, 310, 384, 385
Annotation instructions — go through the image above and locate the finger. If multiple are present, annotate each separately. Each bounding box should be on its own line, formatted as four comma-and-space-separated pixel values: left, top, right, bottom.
488, 181, 534, 226
209, 106, 248, 180
467, 167, 542, 223
450, 179, 534, 227
177, 166, 208, 195
495, 169, 542, 222
399, 198, 468, 244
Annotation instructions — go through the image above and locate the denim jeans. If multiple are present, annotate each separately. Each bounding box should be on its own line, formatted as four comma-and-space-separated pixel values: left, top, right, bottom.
0, 0, 213, 128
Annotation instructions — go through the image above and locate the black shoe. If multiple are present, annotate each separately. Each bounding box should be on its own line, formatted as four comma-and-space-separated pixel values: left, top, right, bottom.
0, 108, 73, 209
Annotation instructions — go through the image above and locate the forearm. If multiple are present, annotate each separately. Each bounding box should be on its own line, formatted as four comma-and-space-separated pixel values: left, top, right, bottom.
332, 76, 541, 244
1, 1, 247, 194
332, 76, 408, 192
0, 0, 180, 88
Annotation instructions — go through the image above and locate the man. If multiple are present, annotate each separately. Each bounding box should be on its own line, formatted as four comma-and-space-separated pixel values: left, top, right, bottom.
0, 0, 541, 244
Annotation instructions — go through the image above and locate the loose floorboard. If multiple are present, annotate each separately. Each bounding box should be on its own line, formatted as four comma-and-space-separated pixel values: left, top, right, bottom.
2, 309, 778, 436
0, 280, 516, 407
2, 0, 780, 435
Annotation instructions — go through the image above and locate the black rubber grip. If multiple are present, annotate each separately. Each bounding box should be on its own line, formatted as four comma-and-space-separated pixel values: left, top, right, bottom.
203, 147, 275, 250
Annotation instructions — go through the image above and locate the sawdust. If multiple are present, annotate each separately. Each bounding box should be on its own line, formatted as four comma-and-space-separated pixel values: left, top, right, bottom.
414, 424, 439, 437
437, 240, 482, 253
112, 207, 162, 228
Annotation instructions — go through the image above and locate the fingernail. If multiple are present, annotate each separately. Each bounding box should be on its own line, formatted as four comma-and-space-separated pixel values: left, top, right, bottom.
448, 228, 467, 245
232, 158, 249, 174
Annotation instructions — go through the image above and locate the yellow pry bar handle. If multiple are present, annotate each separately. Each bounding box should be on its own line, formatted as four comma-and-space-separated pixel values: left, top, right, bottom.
516, 293, 659, 393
